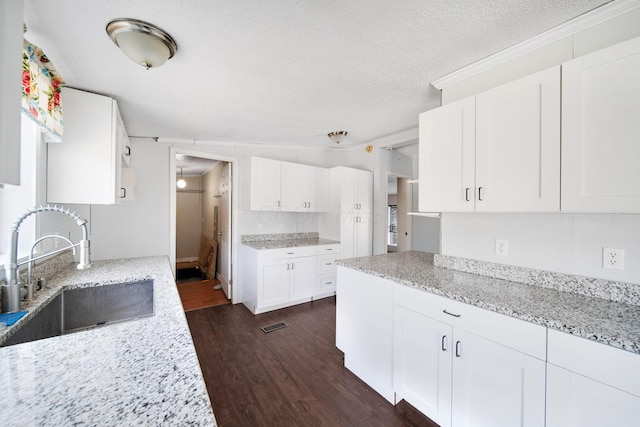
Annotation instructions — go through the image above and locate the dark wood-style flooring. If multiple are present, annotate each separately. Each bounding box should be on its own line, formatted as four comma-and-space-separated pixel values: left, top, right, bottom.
186, 298, 439, 427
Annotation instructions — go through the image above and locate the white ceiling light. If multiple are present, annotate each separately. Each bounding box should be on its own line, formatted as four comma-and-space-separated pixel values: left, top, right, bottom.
106, 18, 177, 70
176, 167, 187, 189
328, 131, 348, 144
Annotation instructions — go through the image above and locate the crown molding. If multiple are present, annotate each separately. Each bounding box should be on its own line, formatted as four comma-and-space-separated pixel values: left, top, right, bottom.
432, 0, 640, 90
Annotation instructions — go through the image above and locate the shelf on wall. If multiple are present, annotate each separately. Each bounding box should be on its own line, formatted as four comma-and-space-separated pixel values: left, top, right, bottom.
407, 212, 440, 218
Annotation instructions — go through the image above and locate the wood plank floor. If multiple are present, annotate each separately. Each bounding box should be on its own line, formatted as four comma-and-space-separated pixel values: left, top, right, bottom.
177, 279, 230, 311
186, 298, 439, 427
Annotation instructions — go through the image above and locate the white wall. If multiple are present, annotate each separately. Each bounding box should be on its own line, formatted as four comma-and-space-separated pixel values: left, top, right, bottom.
176, 176, 202, 260
437, 6, 640, 283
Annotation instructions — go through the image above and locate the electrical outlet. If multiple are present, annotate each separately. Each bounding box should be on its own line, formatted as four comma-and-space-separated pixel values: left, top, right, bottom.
495, 239, 509, 256
603, 248, 624, 270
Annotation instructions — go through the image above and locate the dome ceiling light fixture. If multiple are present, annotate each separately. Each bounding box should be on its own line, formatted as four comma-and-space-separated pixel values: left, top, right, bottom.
328, 131, 348, 144
176, 167, 187, 189
106, 18, 177, 70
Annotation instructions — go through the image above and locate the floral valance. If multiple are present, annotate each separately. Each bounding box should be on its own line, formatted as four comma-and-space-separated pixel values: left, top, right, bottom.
22, 39, 64, 142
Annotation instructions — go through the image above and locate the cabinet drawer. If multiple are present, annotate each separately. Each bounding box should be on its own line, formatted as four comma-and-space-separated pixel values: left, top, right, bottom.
317, 254, 339, 274
395, 284, 546, 360
317, 244, 340, 255
259, 245, 317, 261
316, 274, 336, 296
548, 329, 640, 397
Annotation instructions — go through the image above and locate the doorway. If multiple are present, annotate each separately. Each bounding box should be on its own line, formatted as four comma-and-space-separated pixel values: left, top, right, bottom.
170, 148, 239, 305
387, 174, 412, 252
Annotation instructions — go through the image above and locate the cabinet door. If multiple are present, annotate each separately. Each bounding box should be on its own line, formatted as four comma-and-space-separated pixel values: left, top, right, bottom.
310, 166, 330, 212
260, 261, 290, 308
290, 256, 316, 300
562, 37, 640, 212
47, 88, 120, 205
281, 161, 306, 211
546, 364, 640, 427
0, 0, 23, 185
340, 168, 360, 213
120, 167, 136, 201
476, 66, 560, 212
451, 330, 546, 427
339, 213, 357, 259
394, 307, 453, 427
249, 157, 281, 210
354, 213, 373, 257
419, 97, 476, 212
355, 169, 373, 214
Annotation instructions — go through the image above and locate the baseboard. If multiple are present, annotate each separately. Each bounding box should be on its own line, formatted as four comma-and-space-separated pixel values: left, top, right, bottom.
177, 257, 198, 263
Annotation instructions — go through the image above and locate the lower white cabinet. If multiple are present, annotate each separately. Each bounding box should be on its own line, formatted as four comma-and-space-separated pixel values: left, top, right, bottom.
393, 285, 546, 427
340, 212, 372, 259
546, 329, 640, 427
240, 244, 340, 314
336, 266, 395, 403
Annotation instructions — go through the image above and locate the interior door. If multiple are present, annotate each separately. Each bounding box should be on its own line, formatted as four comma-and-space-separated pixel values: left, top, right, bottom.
219, 163, 232, 299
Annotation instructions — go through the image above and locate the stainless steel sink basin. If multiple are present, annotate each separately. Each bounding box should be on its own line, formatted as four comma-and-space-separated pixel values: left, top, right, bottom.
2, 280, 154, 347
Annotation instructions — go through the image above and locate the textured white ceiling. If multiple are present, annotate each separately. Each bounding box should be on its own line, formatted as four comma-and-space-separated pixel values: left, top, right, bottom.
24, 0, 610, 149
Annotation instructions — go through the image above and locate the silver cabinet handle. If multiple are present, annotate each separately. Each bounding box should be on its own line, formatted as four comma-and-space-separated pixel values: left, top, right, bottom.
478, 187, 483, 201
465, 187, 470, 202
277, 200, 281, 208
290, 263, 294, 270
124, 145, 131, 156
286, 263, 290, 270
354, 203, 358, 210
286, 252, 294, 255
443, 309, 461, 318
120, 188, 126, 198
441, 335, 447, 352
455, 341, 461, 358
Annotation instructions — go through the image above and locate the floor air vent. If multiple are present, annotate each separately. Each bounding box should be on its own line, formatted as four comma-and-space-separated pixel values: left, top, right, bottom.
261, 322, 288, 333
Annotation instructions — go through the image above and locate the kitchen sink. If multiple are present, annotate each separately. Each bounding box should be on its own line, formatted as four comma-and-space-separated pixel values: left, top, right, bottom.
2, 280, 154, 347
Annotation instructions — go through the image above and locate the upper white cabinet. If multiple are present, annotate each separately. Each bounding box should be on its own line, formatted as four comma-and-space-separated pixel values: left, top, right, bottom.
319, 166, 373, 259
245, 156, 281, 210
0, 0, 24, 185
419, 97, 476, 212
338, 167, 373, 214
561, 36, 640, 212
546, 329, 640, 426
47, 88, 134, 204
243, 156, 329, 212
419, 66, 561, 212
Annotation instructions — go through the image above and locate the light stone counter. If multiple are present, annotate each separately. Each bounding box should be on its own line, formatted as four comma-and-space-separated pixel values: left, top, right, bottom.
241, 232, 339, 250
337, 251, 640, 354
0, 256, 216, 426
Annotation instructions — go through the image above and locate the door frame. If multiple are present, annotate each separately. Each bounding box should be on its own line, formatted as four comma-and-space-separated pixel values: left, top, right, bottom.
386, 172, 413, 252
169, 147, 240, 304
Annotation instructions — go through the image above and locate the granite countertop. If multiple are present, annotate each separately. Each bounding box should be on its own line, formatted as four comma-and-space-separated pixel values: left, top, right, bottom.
0, 256, 216, 426
337, 251, 640, 355
242, 237, 340, 250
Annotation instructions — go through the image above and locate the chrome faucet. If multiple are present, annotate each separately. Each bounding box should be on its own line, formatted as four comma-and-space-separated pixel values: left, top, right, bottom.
1, 205, 91, 313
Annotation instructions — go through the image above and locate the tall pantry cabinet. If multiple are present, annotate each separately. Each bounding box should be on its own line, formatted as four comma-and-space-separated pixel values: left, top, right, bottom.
319, 166, 373, 259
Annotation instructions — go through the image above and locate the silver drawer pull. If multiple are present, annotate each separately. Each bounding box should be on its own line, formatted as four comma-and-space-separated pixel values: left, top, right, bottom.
456, 341, 461, 358
441, 335, 447, 352
443, 309, 461, 318
286, 252, 294, 255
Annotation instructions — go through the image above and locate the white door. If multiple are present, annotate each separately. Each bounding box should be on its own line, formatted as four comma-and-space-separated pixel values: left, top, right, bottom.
394, 307, 453, 427
475, 66, 560, 212
546, 364, 640, 427
451, 330, 546, 427
219, 163, 232, 299
419, 97, 476, 212
561, 36, 640, 212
